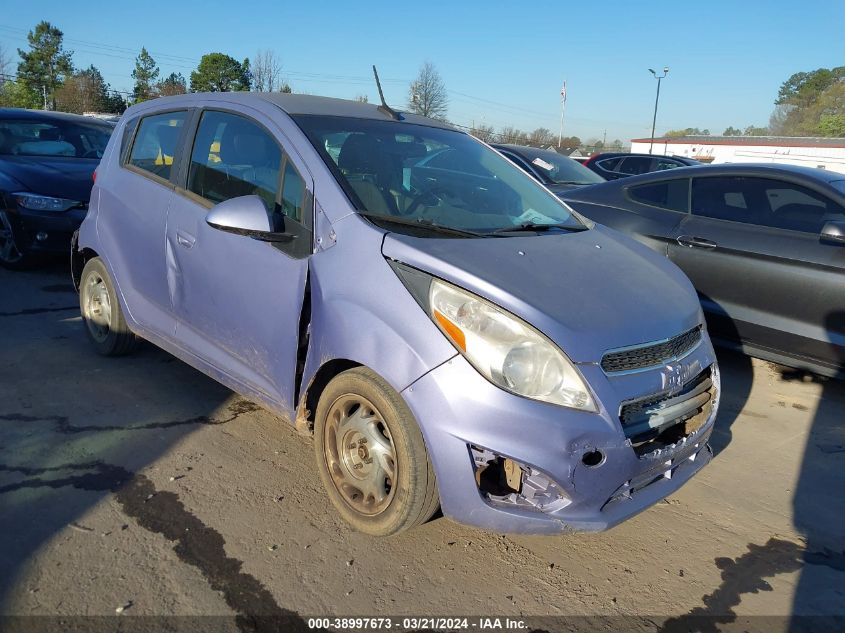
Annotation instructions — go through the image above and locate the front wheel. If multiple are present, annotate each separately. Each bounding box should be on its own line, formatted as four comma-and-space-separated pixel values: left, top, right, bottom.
314, 367, 439, 536
79, 257, 139, 356
0, 211, 34, 270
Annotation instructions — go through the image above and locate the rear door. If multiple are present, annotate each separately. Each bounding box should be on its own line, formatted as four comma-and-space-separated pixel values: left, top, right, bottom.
165, 107, 312, 414
98, 109, 189, 338
668, 175, 845, 369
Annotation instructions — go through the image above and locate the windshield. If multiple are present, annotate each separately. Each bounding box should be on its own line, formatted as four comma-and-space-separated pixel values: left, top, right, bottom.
512, 146, 605, 185
293, 115, 587, 235
0, 118, 113, 158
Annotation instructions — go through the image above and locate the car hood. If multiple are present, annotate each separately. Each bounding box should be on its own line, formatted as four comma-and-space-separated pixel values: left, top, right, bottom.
0, 156, 98, 202
381, 225, 702, 363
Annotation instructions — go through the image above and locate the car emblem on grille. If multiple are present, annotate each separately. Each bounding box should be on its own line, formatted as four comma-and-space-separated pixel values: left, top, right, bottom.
661, 359, 702, 395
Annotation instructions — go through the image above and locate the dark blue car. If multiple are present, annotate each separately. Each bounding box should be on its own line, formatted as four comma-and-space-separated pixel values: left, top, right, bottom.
0, 108, 113, 269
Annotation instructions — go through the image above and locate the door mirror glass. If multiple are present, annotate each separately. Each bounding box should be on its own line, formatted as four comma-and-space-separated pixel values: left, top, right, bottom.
821, 220, 845, 244
206, 195, 292, 242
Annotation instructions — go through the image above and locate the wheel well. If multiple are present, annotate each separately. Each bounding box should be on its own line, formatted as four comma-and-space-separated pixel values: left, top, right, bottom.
296, 358, 360, 435
71, 247, 99, 291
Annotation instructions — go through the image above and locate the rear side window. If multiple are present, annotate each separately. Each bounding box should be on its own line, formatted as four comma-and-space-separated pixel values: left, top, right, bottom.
187, 110, 282, 211
616, 157, 654, 175
127, 111, 187, 180
628, 179, 689, 212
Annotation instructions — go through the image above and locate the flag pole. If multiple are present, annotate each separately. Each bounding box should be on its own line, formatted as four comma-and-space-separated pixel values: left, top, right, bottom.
558, 81, 567, 148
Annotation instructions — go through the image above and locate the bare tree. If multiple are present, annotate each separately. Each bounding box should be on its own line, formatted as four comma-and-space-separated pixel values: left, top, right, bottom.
527, 127, 555, 147
499, 126, 527, 144
0, 43, 9, 86
407, 62, 448, 120
469, 124, 495, 143
252, 49, 283, 92
355, 94, 369, 103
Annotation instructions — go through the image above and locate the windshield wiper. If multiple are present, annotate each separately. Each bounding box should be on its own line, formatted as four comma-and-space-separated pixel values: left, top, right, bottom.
491, 222, 588, 235
357, 212, 487, 238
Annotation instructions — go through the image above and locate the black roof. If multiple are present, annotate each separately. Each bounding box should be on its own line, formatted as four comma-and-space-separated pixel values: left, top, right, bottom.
0, 108, 114, 127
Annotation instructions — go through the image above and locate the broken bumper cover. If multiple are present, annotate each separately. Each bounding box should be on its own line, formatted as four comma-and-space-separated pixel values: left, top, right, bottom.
401, 339, 718, 534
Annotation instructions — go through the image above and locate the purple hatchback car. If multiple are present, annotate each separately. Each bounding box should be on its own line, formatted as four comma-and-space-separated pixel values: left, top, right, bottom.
72, 92, 720, 536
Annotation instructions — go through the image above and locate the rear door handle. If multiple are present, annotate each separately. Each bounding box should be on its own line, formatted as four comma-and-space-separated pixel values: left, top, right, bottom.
176, 231, 196, 249
676, 235, 717, 249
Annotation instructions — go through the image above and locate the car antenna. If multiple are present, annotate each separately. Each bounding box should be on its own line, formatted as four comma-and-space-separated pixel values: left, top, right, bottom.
372, 65, 402, 121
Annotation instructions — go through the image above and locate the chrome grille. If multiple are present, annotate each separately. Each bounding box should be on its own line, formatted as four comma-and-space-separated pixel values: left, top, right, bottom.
601, 326, 702, 373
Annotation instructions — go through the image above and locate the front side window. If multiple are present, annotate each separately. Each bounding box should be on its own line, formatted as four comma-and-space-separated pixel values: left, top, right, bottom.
128, 111, 188, 180
293, 115, 585, 235
692, 176, 845, 232
187, 111, 282, 211
0, 118, 112, 158
628, 179, 689, 212
654, 158, 683, 171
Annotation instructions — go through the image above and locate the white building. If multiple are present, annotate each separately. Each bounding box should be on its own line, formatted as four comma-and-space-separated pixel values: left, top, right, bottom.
630, 136, 845, 175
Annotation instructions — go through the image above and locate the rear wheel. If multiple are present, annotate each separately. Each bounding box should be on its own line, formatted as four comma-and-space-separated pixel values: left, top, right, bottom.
314, 367, 439, 536
79, 257, 139, 356
0, 211, 34, 270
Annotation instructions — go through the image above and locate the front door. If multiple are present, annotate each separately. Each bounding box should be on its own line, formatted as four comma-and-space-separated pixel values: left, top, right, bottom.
165, 107, 312, 414
669, 175, 845, 369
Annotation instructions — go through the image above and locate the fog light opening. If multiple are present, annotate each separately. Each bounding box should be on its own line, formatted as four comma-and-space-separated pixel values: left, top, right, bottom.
582, 449, 604, 468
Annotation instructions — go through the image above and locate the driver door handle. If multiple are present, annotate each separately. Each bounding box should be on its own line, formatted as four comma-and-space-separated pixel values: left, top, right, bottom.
677, 235, 717, 249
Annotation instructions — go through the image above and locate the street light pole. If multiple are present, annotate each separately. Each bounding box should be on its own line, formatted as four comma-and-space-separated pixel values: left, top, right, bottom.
648, 67, 669, 155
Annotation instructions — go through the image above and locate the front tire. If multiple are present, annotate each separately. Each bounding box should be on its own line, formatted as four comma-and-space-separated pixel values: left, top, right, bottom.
314, 367, 439, 536
0, 211, 34, 270
79, 257, 139, 356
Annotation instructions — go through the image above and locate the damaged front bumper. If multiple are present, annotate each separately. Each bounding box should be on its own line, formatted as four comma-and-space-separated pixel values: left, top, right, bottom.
401, 338, 719, 534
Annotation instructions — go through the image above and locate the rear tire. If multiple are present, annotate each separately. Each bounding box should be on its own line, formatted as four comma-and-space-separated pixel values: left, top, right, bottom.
79, 257, 139, 356
314, 367, 439, 536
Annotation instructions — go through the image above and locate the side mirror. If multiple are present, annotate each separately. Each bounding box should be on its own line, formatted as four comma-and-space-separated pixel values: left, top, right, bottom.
820, 220, 845, 245
206, 195, 295, 242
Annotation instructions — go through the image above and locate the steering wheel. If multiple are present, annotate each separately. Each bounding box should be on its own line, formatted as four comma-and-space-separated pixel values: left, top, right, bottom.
402, 185, 452, 216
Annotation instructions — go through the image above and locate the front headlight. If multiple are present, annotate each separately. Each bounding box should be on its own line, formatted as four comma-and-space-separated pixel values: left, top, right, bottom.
427, 276, 596, 411
13, 193, 81, 212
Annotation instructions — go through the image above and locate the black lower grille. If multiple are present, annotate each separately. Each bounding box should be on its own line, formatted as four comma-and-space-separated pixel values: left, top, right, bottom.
619, 367, 715, 456
601, 326, 702, 373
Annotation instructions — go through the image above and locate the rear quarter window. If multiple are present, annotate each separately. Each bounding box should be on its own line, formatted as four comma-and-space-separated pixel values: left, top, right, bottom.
628, 179, 689, 212
127, 111, 188, 181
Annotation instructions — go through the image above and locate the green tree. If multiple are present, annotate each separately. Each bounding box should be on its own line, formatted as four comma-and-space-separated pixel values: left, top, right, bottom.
665, 127, 710, 138
190, 53, 251, 92
157, 72, 187, 97
776, 67, 845, 107
132, 47, 159, 103
16, 21, 74, 110
723, 126, 742, 136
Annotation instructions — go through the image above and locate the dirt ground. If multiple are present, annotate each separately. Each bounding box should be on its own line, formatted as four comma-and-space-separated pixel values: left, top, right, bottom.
1, 262, 844, 632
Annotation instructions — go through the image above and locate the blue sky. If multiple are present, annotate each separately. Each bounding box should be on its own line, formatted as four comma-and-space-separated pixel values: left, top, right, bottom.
2, 0, 843, 142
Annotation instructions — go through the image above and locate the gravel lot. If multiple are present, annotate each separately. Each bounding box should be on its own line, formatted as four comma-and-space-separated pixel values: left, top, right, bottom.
1, 262, 843, 631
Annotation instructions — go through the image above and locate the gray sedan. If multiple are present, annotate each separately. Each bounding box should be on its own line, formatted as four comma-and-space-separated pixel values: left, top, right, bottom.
561, 163, 845, 378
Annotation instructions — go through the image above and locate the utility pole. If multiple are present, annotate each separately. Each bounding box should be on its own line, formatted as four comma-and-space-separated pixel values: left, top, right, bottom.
558, 80, 567, 148
648, 67, 669, 154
